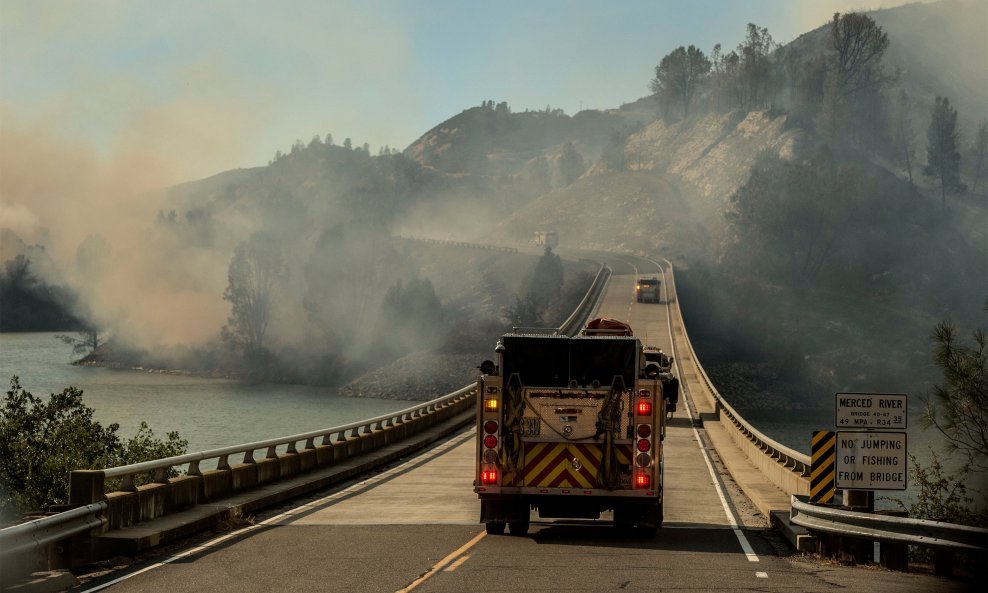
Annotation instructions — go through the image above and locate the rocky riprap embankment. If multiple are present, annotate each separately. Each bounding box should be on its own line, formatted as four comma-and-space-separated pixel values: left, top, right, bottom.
339, 351, 486, 401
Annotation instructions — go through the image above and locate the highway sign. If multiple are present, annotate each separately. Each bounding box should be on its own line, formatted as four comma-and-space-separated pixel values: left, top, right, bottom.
835, 431, 907, 490
835, 392, 907, 429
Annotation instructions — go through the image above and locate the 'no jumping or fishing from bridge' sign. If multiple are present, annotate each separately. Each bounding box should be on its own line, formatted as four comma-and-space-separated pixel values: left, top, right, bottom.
835, 431, 907, 490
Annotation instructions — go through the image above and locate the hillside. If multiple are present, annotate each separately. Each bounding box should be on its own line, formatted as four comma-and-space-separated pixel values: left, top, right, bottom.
3, 0, 983, 403
407, 99, 657, 177
400, 0, 985, 411
492, 110, 807, 258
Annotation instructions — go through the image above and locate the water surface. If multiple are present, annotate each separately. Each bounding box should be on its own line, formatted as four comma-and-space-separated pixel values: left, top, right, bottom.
0, 333, 408, 454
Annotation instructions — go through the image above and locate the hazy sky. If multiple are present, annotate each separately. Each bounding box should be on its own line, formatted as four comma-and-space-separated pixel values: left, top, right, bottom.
1, 0, 917, 185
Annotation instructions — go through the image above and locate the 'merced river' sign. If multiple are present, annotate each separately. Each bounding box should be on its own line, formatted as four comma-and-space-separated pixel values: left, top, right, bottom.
835, 392, 907, 429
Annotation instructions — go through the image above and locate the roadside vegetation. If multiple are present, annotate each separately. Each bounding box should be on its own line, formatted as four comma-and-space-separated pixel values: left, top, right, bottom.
881, 308, 987, 565
0, 377, 187, 521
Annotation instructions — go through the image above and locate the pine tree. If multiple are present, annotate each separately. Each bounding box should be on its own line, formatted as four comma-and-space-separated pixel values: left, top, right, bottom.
924, 96, 964, 209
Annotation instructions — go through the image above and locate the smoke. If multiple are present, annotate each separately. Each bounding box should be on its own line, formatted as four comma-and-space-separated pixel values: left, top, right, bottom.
0, 104, 241, 346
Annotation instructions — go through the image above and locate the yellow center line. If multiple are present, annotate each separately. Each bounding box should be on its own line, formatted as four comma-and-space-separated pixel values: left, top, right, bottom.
443, 554, 471, 572
395, 530, 486, 593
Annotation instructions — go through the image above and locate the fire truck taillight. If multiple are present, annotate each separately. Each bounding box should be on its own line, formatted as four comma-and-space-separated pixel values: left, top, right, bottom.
483, 420, 498, 434
483, 435, 498, 449
635, 472, 651, 488
637, 400, 652, 416
484, 398, 499, 412
636, 438, 651, 453
638, 389, 651, 397
481, 470, 498, 485
636, 424, 652, 438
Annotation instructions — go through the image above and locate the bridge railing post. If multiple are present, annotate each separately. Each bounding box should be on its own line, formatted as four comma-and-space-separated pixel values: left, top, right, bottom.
68, 470, 107, 567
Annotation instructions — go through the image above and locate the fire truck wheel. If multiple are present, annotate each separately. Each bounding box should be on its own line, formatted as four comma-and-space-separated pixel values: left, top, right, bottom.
507, 520, 530, 536
613, 505, 637, 533
485, 521, 506, 535
638, 524, 658, 538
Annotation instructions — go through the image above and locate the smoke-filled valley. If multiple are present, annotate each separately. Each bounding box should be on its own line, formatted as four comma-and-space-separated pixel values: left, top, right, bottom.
1, 0, 985, 415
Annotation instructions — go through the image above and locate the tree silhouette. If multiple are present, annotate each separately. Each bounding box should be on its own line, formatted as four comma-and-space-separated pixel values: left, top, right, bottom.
530, 246, 564, 308
222, 232, 285, 358
970, 119, 987, 194
923, 317, 987, 472
924, 96, 964, 208
650, 45, 711, 118
830, 12, 889, 98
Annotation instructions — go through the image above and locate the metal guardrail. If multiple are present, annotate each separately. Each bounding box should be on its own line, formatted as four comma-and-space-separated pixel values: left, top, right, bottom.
395, 236, 519, 253
101, 385, 474, 488
662, 256, 987, 571
791, 495, 988, 553
661, 259, 811, 492
0, 502, 107, 557
558, 263, 610, 336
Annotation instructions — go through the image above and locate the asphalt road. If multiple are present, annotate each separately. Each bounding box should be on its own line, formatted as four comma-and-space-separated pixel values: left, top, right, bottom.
74, 256, 976, 593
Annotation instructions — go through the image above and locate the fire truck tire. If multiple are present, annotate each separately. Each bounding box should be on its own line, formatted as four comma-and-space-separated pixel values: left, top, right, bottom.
614, 502, 662, 536
485, 521, 506, 535
507, 520, 530, 536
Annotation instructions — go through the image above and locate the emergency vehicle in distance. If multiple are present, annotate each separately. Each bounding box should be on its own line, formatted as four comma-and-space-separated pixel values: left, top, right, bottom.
533, 230, 559, 248
636, 277, 661, 303
474, 318, 670, 536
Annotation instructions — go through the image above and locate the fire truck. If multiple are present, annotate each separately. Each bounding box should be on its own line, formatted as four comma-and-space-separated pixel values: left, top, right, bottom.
474, 318, 667, 536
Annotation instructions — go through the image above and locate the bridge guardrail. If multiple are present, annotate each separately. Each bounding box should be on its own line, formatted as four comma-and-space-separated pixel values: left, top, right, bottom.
558, 263, 610, 336
0, 502, 107, 557
790, 495, 988, 553
662, 259, 810, 498
0, 385, 476, 588
395, 236, 519, 253
99, 384, 474, 488
662, 258, 987, 575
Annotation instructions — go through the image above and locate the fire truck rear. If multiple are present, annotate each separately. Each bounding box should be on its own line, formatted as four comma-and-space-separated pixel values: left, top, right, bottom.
474, 319, 666, 536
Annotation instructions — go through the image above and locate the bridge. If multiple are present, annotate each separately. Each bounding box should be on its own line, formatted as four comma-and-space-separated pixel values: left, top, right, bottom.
1, 253, 983, 593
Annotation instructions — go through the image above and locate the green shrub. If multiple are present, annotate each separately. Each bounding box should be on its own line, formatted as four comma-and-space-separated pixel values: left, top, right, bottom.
0, 376, 187, 520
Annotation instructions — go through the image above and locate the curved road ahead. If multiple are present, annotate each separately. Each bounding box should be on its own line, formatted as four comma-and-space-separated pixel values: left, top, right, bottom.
78, 255, 972, 593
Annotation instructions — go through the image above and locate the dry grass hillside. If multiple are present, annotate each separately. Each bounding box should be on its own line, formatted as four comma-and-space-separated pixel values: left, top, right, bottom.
490, 110, 806, 259
626, 111, 804, 202
495, 171, 702, 257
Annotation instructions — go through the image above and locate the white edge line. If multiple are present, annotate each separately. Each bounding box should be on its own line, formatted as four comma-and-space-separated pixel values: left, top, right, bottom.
659, 257, 759, 564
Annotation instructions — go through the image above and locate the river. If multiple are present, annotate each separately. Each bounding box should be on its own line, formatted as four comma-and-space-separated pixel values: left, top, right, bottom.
0, 333, 410, 454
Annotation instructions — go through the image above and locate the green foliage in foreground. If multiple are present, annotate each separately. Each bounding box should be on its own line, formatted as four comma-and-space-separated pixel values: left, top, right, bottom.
890, 451, 986, 527
924, 319, 988, 472
890, 313, 988, 530
0, 377, 187, 520
886, 451, 987, 563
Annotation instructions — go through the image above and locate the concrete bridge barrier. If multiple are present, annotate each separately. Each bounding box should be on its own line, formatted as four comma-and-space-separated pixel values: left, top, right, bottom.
0, 387, 477, 590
